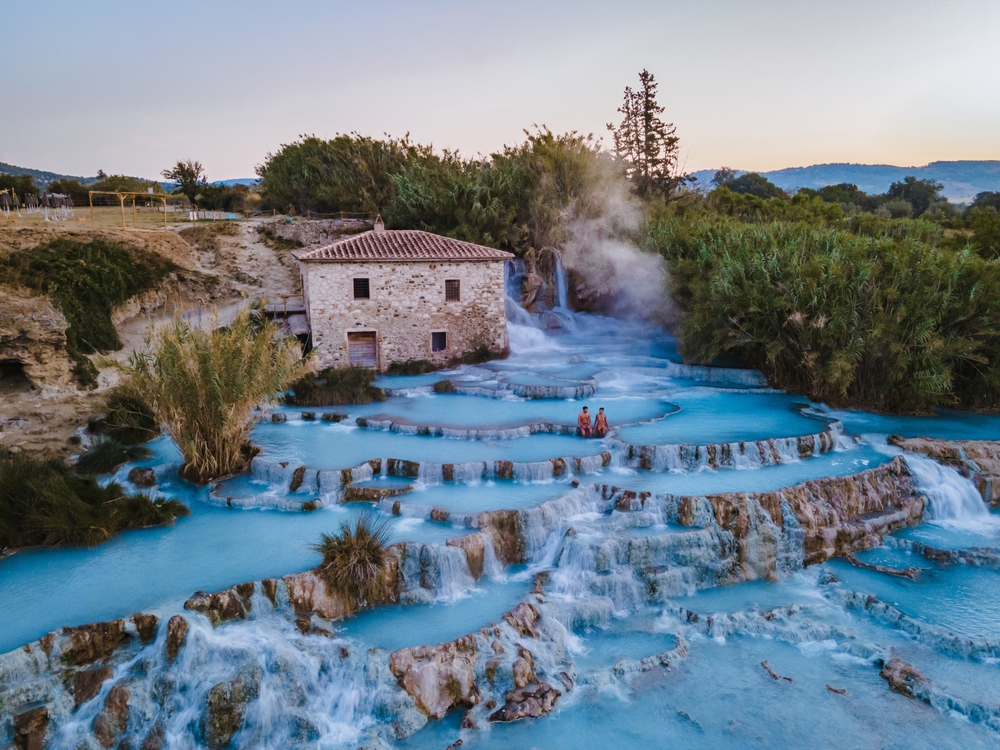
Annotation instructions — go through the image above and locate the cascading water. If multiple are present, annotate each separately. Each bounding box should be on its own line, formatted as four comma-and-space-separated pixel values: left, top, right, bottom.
6, 259, 1000, 749
904, 452, 998, 529
554, 250, 569, 309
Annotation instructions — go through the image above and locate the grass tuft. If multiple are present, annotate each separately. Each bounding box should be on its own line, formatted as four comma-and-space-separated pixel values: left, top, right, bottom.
75, 440, 152, 475
285, 366, 386, 406
313, 511, 392, 607
0, 451, 188, 550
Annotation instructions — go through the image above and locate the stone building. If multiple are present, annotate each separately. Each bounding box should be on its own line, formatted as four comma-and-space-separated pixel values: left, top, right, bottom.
293, 221, 513, 371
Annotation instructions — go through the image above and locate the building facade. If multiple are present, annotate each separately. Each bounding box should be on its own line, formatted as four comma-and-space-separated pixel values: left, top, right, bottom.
293, 223, 513, 371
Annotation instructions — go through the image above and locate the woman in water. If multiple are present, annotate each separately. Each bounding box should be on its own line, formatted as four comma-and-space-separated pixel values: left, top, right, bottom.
594, 407, 609, 438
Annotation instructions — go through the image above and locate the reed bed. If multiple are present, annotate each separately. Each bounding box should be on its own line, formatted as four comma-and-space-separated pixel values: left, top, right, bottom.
115, 308, 310, 484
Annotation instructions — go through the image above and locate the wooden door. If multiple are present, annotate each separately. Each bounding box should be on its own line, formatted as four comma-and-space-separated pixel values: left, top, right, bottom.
347, 331, 377, 368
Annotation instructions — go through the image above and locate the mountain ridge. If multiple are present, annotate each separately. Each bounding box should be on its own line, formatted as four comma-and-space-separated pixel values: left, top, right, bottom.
690, 160, 1000, 203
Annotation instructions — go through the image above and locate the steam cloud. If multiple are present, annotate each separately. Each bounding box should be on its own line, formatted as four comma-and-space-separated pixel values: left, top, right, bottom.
558, 159, 676, 325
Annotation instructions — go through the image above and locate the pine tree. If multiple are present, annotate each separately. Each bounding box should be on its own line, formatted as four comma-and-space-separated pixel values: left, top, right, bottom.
607, 69, 689, 198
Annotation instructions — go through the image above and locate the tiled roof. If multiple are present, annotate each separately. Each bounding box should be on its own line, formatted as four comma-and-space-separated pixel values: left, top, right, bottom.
293, 230, 514, 262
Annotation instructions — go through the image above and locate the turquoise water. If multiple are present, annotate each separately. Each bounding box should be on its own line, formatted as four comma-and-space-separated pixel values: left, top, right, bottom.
3, 290, 1000, 748
614, 390, 828, 445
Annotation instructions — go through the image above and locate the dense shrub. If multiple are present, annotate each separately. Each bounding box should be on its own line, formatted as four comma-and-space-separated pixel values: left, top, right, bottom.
650, 217, 1000, 412
285, 366, 386, 406
114, 308, 309, 484
99, 387, 159, 444
0, 238, 175, 387
0, 451, 188, 549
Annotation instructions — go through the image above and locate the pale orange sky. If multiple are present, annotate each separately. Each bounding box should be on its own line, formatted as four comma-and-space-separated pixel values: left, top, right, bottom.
1, 0, 998, 180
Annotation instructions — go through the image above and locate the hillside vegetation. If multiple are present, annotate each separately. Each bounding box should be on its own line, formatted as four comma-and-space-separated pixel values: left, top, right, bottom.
0, 238, 175, 386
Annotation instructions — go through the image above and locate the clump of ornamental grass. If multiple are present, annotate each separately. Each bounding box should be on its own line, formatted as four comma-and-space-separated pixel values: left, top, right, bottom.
313, 511, 392, 608
0, 450, 189, 549
285, 365, 386, 406
75, 439, 152, 475
112, 307, 310, 484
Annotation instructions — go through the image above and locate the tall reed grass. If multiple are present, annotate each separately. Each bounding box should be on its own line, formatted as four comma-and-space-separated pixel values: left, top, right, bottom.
115, 308, 310, 484
650, 217, 1000, 412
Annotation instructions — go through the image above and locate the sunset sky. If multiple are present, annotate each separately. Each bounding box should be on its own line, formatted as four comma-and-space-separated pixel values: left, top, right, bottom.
2, 0, 998, 180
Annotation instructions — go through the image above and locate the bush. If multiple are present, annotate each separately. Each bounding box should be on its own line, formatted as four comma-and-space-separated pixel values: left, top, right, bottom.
113, 307, 310, 484
451, 344, 502, 366
256, 226, 303, 251
0, 238, 175, 387
386, 359, 439, 376
0, 451, 189, 549
650, 216, 1000, 412
433, 380, 456, 393
285, 366, 386, 406
75, 440, 152, 475
101, 387, 159, 444
314, 511, 392, 607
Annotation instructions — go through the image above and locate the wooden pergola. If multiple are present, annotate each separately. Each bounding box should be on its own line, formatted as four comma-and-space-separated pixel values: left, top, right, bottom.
88, 190, 175, 231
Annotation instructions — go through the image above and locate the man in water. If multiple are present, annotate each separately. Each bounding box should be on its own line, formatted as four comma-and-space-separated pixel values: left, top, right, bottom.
577, 406, 592, 438
594, 407, 609, 438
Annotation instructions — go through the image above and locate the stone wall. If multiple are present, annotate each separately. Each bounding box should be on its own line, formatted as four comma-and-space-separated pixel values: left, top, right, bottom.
301, 259, 509, 370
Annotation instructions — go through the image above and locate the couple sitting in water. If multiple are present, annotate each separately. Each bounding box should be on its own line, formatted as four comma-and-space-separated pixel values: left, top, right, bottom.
577, 406, 608, 438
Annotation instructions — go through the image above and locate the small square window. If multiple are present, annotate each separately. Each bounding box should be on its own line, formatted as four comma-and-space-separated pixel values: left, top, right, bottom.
431, 331, 448, 352
353, 278, 370, 299
445, 279, 460, 302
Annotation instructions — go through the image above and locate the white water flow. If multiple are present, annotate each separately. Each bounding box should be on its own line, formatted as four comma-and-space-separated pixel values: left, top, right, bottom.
554, 250, 569, 309
904, 453, 998, 529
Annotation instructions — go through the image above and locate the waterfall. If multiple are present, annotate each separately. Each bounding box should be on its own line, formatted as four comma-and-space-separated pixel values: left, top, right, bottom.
554, 250, 569, 309
904, 453, 998, 529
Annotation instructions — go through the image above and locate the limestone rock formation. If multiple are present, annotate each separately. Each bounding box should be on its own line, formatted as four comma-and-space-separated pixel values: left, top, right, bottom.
131, 612, 159, 644
0, 286, 73, 390
61, 619, 129, 666
12, 704, 48, 750
184, 583, 255, 625
166, 615, 188, 662
128, 467, 157, 487
92, 682, 130, 748
487, 682, 561, 723
201, 673, 260, 750
389, 635, 481, 719
73, 666, 113, 707
447, 534, 486, 580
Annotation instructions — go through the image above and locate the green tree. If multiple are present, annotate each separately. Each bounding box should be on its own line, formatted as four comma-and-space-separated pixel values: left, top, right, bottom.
725, 173, 786, 199
607, 69, 689, 198
968, 206, 1000, 258
711, 168, 737, 188
47, 179, 90, 205
971, 191, 1000, 211
162, 159, 207, 207
0, 173, 39, 201
886, 176, 944, 216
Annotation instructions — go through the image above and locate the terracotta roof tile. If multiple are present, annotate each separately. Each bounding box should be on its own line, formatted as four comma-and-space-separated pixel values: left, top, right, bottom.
293, 230, 514, 262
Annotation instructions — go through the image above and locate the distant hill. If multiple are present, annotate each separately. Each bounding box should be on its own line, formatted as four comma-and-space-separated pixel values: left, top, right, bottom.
213, 178, 258, 187
0, 162, 97, 188
690, 160, 1000, 204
